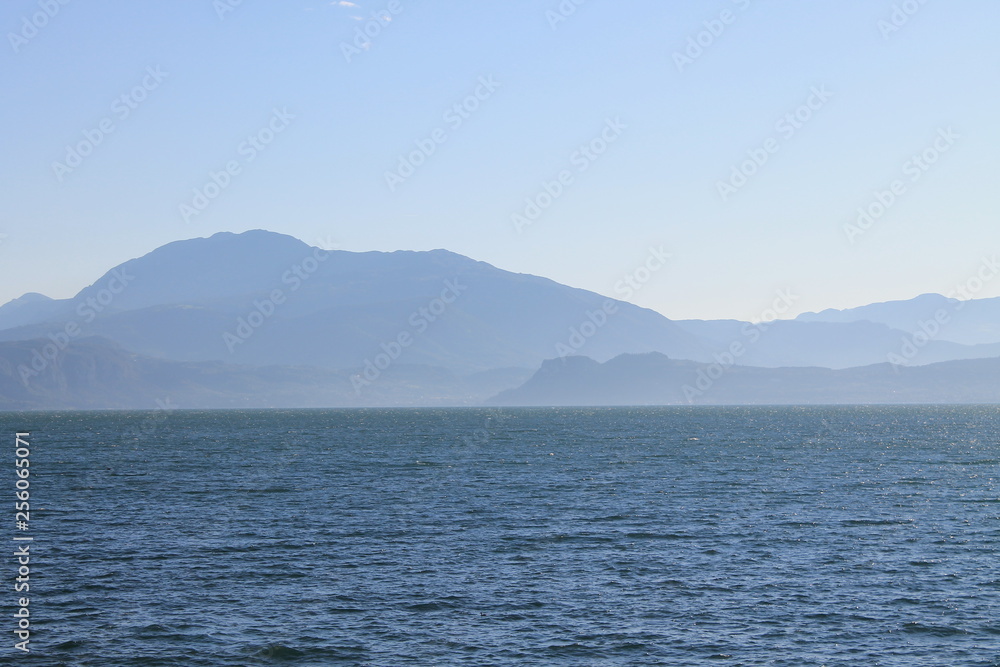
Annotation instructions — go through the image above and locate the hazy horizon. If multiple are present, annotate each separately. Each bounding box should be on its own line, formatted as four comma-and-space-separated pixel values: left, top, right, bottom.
5, 6, 998, 663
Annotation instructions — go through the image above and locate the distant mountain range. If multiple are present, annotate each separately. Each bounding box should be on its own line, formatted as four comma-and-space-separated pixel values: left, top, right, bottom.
674, 318, 1000, 369
0, 337, 529, 410
0, 230, 708, 373
796, 292, 1000, 346
1, 230, 999, 409
491, 352, 1000, 406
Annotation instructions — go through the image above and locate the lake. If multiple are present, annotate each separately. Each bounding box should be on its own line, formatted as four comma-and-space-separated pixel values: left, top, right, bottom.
7, 406, 1000, 665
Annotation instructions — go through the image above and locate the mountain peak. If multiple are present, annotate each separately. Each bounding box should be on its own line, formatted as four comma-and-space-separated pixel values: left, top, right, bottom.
797, 292, 956, 322
9, 292, 53, 304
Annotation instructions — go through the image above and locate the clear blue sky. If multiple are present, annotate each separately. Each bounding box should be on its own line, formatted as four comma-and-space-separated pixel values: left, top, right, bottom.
2, 0, 998, 321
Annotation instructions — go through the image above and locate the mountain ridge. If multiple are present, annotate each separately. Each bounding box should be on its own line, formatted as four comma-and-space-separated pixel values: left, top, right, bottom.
3, 230, 1000, 412
490, 351, 1000, 406
0, 230, 711, 375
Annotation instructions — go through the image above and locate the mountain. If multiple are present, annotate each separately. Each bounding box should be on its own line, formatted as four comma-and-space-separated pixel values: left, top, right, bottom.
7, 337, 999, 410
674, 318, 1000, 369
490, 352, 1000, 406
4, 230, 1000, 411
0, 293, 64, 331
0, 230, 710, 374
796, 292, 1000, 346
0, 337, 533, 410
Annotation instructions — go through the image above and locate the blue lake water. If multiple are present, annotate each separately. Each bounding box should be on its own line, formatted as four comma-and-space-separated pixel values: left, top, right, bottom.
6, 406, 1000, 665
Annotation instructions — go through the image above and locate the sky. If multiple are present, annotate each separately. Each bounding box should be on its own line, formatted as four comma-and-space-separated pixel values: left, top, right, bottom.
2, 0, 998, 321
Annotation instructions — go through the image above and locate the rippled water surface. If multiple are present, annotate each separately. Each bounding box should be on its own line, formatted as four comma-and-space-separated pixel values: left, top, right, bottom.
7, 406, 1000, 665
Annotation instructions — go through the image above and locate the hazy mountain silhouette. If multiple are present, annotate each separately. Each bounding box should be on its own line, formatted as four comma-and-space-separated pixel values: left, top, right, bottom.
3, 230, 1000, 410
796, 292, 1000, 346
0, 230, 710, 374
5, 338, 998, 409
490, 352, 1000, 406
674, 318, 1000, 369
0, 293, 63, 330
0, 336, 533, 410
